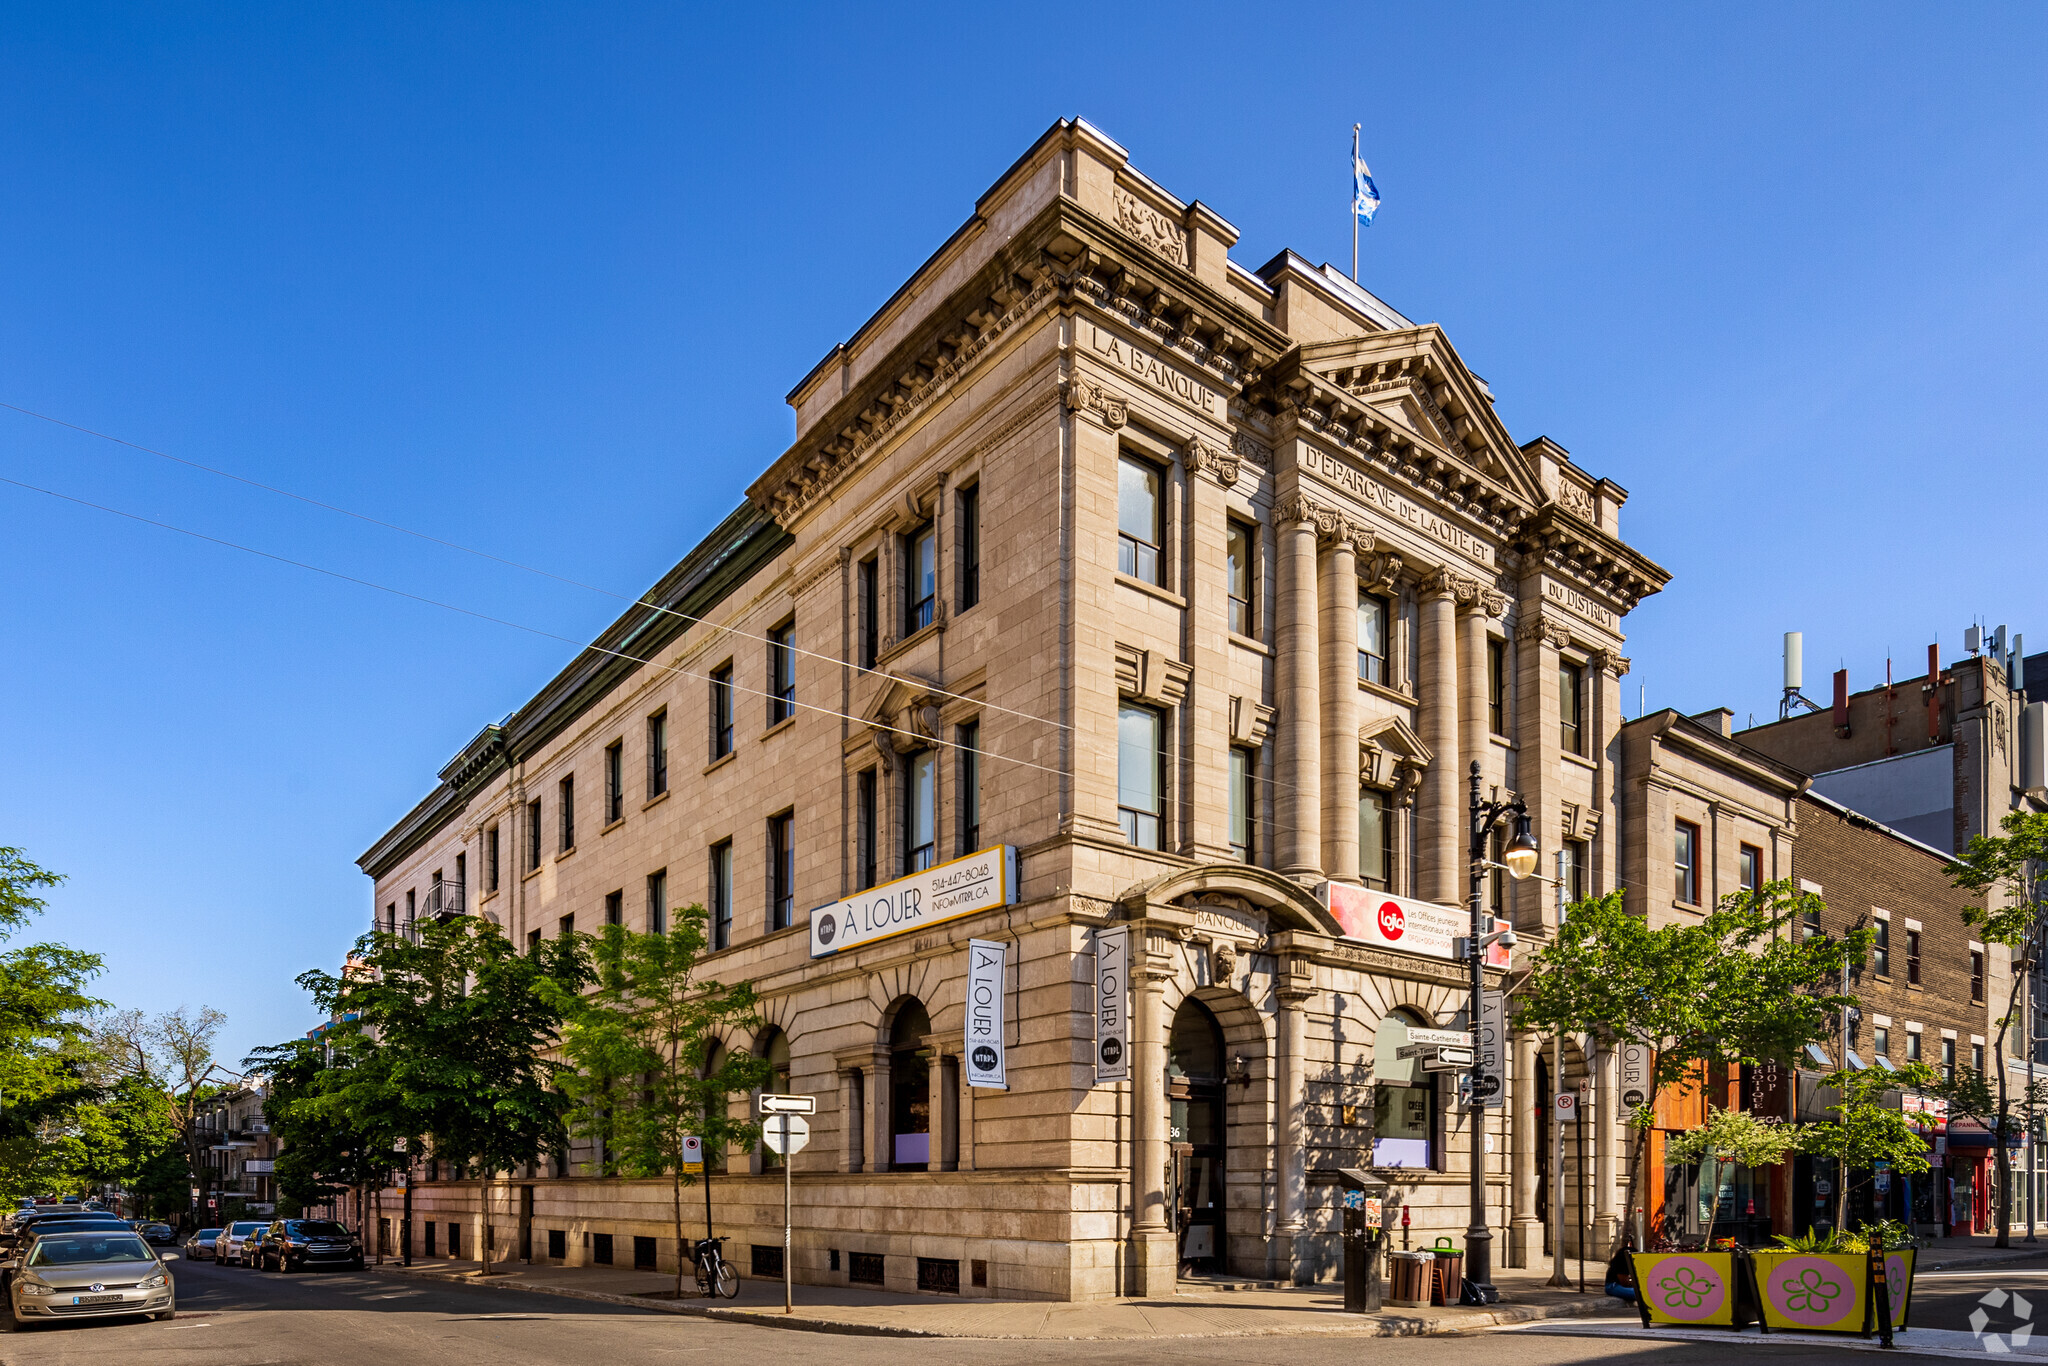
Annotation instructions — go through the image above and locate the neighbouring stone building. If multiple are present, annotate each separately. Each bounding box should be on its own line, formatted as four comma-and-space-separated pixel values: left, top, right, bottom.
356, 118, 1669, 1300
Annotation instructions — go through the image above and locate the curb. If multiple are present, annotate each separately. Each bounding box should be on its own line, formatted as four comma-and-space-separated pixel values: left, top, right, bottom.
361, 1263, 1626, 1340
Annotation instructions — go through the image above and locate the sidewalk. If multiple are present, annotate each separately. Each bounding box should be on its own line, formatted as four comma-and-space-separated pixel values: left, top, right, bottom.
1916, 1231, 2048, 1271
364, 1254, 1627, 1340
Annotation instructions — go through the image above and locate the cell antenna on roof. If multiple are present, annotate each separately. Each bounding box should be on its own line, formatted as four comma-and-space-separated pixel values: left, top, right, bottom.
1780, 631, 1823, 720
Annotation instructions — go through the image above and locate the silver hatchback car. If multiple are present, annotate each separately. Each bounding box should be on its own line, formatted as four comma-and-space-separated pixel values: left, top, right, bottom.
9, 1228, 174, 1326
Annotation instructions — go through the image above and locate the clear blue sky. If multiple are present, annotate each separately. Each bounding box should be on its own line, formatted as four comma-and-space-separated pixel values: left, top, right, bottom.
4, 4, 2044, 1065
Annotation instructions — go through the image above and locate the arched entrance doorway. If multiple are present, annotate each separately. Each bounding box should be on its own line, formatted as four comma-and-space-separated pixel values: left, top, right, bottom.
889, 1000, 931, 1170
1169, 997, 1226, 1276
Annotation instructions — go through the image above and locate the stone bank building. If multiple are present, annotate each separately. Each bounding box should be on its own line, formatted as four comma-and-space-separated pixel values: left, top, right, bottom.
358, 119, 1667, 1300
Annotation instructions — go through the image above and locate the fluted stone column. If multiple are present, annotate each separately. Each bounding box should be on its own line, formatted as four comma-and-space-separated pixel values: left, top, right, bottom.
1129, 942, 1176, 1295
1509, 1031, 1541, 1268
1419, 569, 1463, 902
1318, 529, 1362, 883
1276, 508, 1323, 878
1275, 974, 1314, 1283
1593, 1040, 1620, 1254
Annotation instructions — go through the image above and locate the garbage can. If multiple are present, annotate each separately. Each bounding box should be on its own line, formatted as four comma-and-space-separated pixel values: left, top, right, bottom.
1428, 1237, 1464, 1306
1386, 1250, 1432, 1308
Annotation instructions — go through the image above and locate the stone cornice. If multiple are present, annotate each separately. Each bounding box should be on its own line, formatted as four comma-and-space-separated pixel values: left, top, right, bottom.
1512, 505, 1670, 614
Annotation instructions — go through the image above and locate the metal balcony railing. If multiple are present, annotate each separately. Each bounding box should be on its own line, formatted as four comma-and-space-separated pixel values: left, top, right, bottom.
420, 882, 466, 920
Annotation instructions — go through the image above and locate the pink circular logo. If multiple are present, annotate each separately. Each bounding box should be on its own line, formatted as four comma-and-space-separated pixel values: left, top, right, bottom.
1885, 1253, 1909, 1313
1767, 1255, 1857, 1328
1377, 901, 1406, 940
1646, 1255, 1726, 1322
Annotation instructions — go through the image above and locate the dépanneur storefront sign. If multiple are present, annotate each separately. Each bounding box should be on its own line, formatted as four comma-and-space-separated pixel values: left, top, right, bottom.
807, 845, 1020, 958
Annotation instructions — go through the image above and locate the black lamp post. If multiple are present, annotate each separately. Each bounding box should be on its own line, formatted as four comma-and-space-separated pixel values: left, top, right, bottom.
1464, 759, 1538, 1302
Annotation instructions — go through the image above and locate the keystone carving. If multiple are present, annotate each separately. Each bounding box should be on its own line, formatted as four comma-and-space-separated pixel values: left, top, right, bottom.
1365, 551, 1404, 596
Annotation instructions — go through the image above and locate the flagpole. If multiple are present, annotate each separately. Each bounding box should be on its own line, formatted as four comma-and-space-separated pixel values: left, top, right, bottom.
1351, 123, 1361, 282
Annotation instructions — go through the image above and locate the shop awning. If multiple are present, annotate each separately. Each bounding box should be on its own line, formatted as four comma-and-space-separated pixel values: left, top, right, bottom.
1946, 1118, 2023, 1149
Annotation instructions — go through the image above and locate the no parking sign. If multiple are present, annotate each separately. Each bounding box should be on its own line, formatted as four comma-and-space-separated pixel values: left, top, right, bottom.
1555, 1091, 1578, 1122
682, 1135, 703, 1173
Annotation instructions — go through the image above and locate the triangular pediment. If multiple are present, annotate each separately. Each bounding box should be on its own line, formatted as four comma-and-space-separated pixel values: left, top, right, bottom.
1359, 714, 1431, 763
1297, 325, 1545, 506
862, 671, 944, 747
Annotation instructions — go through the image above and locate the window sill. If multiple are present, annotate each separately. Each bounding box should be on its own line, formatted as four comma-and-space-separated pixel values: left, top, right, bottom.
479, 888, 499, 906
877, 619, 943, 665
704, 753, 736, 777
1671, 899, 1703, 914
1561, 750, 1599, 772
1489, 733, 1516, 749
522, 865, 544, 883
1356, 677, 1414, 709
555, 846, 577, 864
642, 788, 671, 812
601, 817, 625, 837
1228, 631, 1272, 657
1115, 573, 1186, 609
761, 716, 797, 742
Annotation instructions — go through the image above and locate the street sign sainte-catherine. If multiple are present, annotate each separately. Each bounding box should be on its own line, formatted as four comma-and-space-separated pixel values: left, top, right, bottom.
758, 1094, 815, 1116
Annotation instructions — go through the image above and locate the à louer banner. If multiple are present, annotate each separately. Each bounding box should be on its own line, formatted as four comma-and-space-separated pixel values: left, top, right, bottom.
808, 846, 1018, 958
1095, 926, 1129, 1084
965, 938, 1007, 1089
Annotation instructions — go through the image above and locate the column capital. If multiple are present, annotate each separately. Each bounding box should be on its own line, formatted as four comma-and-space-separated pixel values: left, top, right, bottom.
1421, 565, 1482, 603
1468, 588, 1510, 619
1516, 612, 1573, 650
1276, 490, 1372, 552
1187, 435, 1242, 487
1592, 648, 1631, 678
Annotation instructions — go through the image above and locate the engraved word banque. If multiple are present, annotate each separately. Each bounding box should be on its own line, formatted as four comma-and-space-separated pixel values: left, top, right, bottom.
1085, 324, 1220, 416
1306, 450, 1495, 568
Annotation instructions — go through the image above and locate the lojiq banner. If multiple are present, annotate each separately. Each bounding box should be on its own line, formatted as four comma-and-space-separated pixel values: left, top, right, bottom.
964, 938, 1008, 1089
1318, 884, 1512, 968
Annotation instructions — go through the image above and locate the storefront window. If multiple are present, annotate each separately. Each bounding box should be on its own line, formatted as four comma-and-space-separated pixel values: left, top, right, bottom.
1371, 1011, 1436, 1169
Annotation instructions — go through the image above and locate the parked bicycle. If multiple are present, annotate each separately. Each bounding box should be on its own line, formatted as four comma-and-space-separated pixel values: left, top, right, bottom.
693, 1235, 738, 1298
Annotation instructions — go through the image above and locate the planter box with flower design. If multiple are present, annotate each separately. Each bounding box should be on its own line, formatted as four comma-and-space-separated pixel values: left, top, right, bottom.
1631, 1251, 1742, 1328
1750, 1249, 1905, 1334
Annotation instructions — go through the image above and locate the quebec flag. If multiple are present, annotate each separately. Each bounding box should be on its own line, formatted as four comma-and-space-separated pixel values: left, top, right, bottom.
1354, 152, 1381, 227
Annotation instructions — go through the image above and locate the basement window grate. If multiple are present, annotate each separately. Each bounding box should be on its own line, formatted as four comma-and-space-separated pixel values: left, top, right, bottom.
849, 1251, 884, 1285
918, 1257, 960, 1294
752, 1244, 784, 1278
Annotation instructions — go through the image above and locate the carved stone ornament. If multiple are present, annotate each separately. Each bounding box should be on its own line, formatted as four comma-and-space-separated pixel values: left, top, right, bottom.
1113, 187, 1189, 267
1062, 376, 1127, 430
1116, 642, 1192, 706
1516, 614, 1574, 650
1229, 695, 1276, 748
1591, 648, 1632, 679
1189, 437, 1242, 488
1210, 938, 1238, 983
1366, 551, 1404, 596
1479, 589, 1510, 619
1276, 491, 1369, 549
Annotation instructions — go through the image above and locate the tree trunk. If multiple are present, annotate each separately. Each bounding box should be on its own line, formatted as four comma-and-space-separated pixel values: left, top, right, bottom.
1700, 1157, 1719, 1249
477, 1172, 492, 1273
1996, 971, 2025, 1248
1621, 1118, 1651, 1247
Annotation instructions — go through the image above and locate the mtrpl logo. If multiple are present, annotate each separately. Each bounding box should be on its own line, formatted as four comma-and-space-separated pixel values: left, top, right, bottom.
971, 1045, 998, 1072
1099, 1038, 1123, 1067
816, 913, 836, 945
1377, 901, 1406, 940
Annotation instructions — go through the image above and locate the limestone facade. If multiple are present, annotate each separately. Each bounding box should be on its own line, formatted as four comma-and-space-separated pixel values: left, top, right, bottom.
357, 119, 1668, 1301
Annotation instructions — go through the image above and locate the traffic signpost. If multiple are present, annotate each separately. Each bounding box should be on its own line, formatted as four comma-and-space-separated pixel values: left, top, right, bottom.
759, 1097, 814, 1314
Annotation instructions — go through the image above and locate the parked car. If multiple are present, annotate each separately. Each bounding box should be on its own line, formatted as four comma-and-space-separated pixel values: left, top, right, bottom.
183, 1229, 222, 1262
8, 1227, 174, 1327
216, 1221, 268, 1267
135, 1222, 178, 1247
255, 1220, 364, 1273
0, 1214, 130, 1292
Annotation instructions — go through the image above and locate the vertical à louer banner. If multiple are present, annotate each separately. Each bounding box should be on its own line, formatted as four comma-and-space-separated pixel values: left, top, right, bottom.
1095, 926, 1129, 1083
1475, 989, 1506, 1109
965, 938, 1007, 1089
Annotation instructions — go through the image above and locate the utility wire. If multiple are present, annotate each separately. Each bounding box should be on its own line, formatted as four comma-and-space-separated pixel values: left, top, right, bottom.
0, 399, 1068, 736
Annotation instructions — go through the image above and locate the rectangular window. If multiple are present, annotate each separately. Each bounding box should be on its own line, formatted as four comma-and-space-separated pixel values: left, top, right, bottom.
1116, 703, 1165, 850
526, 928, 541, 955
1872, 918, 1891, 977
710, 664, 734, 759
527, 799, 542, 871
646, 869, 667, 936
1973, 1043, 1986, 1075
1373, 1081, 1436, 1170
768, 812, 795, 931
1907, 1030, 1922, 1063
1907, 929, 1922, 986
1739, 843, 1762, 892
1358, 593, 1390, 686
957, 722, 981, 855
1487, 637, 1507, 735
768, 621, 795, 726
856, 769, 878, 891
904, 749, 937, 872
634, 1236, 657, 1271
605, 742, 624, 823
904, 521, 937, 633
1225, 521, 1253, 636
604, 891, 622, 927
558, 775, 575, 851
859, 557, 879, 669
1229, 747, 1255, 863
957, 484, 980, 612
485, 826, 500, 891
1942, 1037, 1957, 1082
558, 913, 574, 939
1560, 661, 1585, 756
592, 1233, 612, 1266
1360, 788, 1392, 890
710, 841, 733, 950
1565, 839, 1589, 904
1874, 1024, 1889, 1059
647, 711, 668, 797
1972, 950, 1985, 1002
1116, 455, 1163, 585
1674, 820, 1700, 905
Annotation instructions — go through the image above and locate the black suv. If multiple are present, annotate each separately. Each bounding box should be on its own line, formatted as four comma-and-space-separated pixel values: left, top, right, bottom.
255, 1219, 364, 1272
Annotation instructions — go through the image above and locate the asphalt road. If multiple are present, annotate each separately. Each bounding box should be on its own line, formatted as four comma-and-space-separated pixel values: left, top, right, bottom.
6, 1252, 2045, 1365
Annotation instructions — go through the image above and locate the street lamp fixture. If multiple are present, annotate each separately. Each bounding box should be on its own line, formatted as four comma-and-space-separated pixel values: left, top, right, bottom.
1463, 760, 1538, 1305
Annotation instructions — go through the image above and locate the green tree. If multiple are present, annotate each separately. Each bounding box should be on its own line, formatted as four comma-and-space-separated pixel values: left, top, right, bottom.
69, 1073, 182, 1207
1664, 1106, 1804, 1248
1516, 882, 1869, 1244
557, 911, 769, 1298
0, 848, 106, 1205
1799, 1063, 1935, 1234
1942, 809, 2048, 1247
95, 1005, 231, 1224
306, 916, 588, 1273
245, 1033, 404, 1232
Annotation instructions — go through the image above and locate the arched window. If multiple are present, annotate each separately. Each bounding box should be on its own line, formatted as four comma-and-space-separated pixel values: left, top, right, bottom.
757, 1028, 793, 1169
889, 1000, 931, 1170
1371, 1009, 1438, 1170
